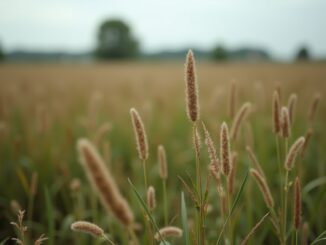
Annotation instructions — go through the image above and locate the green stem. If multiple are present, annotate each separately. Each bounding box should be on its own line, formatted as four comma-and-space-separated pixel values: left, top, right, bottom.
142, 160, 148, 189
284, 170, 289, 244
193, 123, 203, 245
103, 234, 117, 245
163, 180, 168, 226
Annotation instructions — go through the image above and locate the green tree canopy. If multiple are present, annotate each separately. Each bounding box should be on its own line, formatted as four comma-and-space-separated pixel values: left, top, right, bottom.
96, 19, 139, 59
212, 45, 228, 61
296, 46, 310, 61
0, 42, 4, 61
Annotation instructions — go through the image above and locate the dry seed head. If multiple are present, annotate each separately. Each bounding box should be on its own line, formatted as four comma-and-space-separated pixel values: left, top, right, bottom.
229, 81, 237, 119
294, 177, 301, 230
185, 50, 199, 122
220, 122, 231, 176
285, 137, 305, 171
246, 146, 265, 179
250, 168, 274, 209
77, 139, 134, 226
301, 128, 313, 157
230, 102, 251, 141
273, 91, 281, 134
130, 108, 149, 161
154, 226, 183, 241
71, 221, 104, 238
287, 93, 297, 124
193, 124, 201, 159
158, 145, 168, 180
147, 186, 156, 211
281, 107, 291, 138
202, 122, 219, 171
308, 94, 321, 123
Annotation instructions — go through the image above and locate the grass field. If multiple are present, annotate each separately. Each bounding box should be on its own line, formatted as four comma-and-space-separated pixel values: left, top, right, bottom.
0, 60, 325, 244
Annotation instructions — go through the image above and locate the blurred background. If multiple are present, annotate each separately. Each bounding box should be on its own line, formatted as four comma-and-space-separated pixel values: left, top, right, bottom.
0, 0, 325, 62
0, 1, 326, 244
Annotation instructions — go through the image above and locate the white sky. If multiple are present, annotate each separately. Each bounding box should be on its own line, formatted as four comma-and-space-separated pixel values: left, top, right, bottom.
0, 0, 325, 58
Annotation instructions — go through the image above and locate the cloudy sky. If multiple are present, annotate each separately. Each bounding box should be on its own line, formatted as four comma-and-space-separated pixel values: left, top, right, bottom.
0, 0, 325, 58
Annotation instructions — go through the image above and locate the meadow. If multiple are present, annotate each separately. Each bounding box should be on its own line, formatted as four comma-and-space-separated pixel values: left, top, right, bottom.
0, 58, 325, 245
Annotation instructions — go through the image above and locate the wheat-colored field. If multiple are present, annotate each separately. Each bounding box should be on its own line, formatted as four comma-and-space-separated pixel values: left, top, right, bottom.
0, 61, 325, 244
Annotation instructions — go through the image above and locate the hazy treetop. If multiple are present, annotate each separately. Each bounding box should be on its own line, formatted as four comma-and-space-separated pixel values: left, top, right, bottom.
0, 0, 325, 59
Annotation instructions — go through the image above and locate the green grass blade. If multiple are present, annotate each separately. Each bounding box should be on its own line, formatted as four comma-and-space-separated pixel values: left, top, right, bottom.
0, 238, 9, 245
128, 179, 167, 245
215, 170, 249, 245
45, 187, 55, 245
311, 230, 326, 245
181, 192, 190, 245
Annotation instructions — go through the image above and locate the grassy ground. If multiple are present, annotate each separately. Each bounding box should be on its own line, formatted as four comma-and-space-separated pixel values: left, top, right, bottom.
0, 61, 325, 244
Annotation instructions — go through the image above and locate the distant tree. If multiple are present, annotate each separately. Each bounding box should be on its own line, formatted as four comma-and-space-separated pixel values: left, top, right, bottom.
296, 46, 310, 61
212, 45, 228, 61
95, 19, 139, 59
0, 42, 4, 61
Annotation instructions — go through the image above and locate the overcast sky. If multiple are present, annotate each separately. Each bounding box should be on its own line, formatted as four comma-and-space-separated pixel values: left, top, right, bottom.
0, 0, 325, 59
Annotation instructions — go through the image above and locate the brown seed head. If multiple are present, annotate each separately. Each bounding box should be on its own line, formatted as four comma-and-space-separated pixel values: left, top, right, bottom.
273, 91, 281, 134
250, 168, 274, 209
285, 137, 305, 171
202, 122, 219, 171
130, 108, 149, 161
154, 226, 183, 241
294, 177, 301, 230
287, 93, 297, 124
77, 139, 134, 226
185, 50, 199, 122
71, 221, 104, 238
147, 186, 156, 211
301, 128, 313, 157
231, 102, 251, 141
308, 94, 321, 124
158, 145, 168, 180
281, 107, 291, 138
220, 122, 231, 176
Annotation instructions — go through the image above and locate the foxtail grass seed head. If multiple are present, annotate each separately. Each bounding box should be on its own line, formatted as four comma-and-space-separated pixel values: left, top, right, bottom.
301, 128, 313, 157
285, 137, 305, 171
308, 94, 321, 124
273, 91, 281, 134
202, 122, 219, 170
250, 168, 274, 209
158, 145, 168, 180
294, 177, 301, 230
77, 139, 134, 226
287, 93, 297, 124
281, 107, 291, 138
231, 102, 251, 141
229, 81, 236, 119
71, 221, 104, 238
154, 226, 183, 241
185, 50, 199, 122
130, 108, 149, 161
220, 122, 231, 176
147, 186, 156, 211
193, 124, 201, 159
